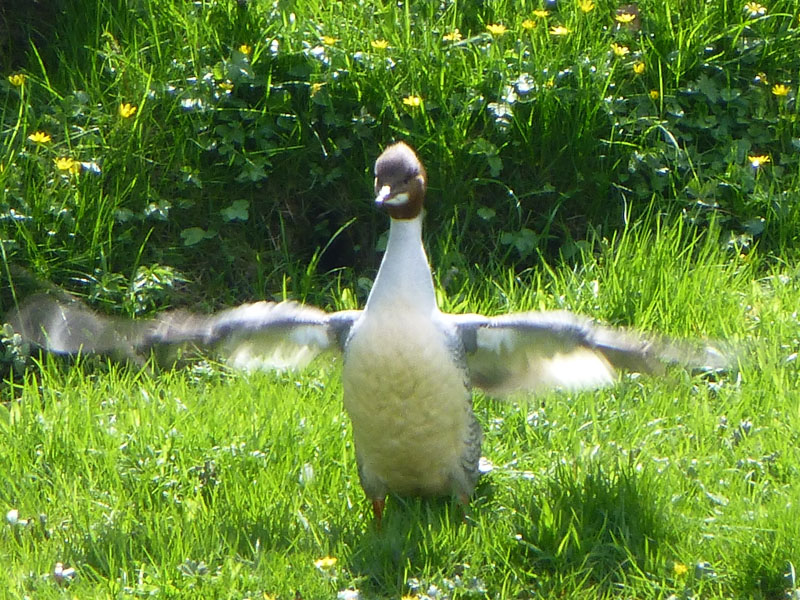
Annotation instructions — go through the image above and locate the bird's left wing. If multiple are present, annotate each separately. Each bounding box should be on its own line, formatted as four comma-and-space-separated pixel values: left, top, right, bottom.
9, 294, 360, 370
445, 311, 729, 398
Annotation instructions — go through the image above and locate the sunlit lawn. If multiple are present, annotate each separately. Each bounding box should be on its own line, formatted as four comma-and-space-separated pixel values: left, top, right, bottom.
2, 0, 800, 597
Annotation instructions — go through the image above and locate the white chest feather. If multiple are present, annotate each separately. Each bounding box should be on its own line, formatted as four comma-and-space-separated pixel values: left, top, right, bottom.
342, 311, 472, 496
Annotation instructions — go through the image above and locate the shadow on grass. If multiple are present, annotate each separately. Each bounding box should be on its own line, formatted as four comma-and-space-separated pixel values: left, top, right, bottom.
343, 462, 676, 596
508, 461, 673, 590
347, 495, 467, 590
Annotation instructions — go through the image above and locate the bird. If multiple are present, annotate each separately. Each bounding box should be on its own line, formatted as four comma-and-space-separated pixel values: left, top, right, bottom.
9, 141, 728, 524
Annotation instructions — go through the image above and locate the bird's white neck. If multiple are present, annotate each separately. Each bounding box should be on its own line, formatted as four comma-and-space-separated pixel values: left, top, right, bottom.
365, 215, 436, 315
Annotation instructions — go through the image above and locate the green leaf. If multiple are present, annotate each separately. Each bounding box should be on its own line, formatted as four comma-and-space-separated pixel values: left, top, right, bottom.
697, 74, 719, 103
221, 200, 250, 222
719, 88, 741, 102
487, 155, 503, 177
477, 207, 496, 221
181, 227, 211, 246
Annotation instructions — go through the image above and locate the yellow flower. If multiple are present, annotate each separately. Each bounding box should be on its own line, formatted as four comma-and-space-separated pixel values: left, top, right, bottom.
748, 154, 770, 167
28, 131, 52, 144
533, 9, 550, 17
238, 44, 252, 55
633, 61, 646, 74
314, 556, 337, 569
403, 95, 422, 107
443, 29, 463, 42
219, 81, 234, 92
522, 19, 537, 29
310, 82, 324, 96
611, 43, 630, 57
673, 562, 688, 576
8, 73, 26, 86
744, 1, 766, 16
486, 23, 508, 35
371, 39, 389, 49
119, 103, 137, 118
772, 83, 790, 97
579, 0, 595, 12
322, 35, 338, 45
615, 12, 637, 23
54, 157, 80, 174
549, 25, 570, 35
649, 89, 660, 99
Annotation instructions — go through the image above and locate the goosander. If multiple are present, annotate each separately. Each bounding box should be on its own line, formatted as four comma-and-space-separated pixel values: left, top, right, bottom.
10, 142, 727, 523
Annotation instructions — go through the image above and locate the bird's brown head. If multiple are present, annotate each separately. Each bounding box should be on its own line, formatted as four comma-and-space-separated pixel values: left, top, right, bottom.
374, 142, 427, 220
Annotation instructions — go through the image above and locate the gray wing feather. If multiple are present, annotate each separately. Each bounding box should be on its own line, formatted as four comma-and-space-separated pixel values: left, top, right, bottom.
8, 294, 145, 361
8, 294, 360, 370
446, 311, 729, 397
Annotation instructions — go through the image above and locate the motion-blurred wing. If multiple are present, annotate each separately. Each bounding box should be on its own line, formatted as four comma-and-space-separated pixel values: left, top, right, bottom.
9, 294, 360, 370
164, 301, 360, 370
446, 311, 729, 397
8, 294, 144, 360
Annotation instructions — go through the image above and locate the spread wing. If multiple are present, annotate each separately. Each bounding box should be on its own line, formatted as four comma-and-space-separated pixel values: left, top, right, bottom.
446, 311, 729, 397
8, 294, 360, 370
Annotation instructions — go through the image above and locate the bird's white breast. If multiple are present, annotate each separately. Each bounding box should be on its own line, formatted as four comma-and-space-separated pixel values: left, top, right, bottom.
342, 310, 472, 496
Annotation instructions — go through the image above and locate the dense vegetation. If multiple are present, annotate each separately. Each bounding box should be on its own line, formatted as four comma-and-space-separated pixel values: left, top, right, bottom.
1, 0, 799, 598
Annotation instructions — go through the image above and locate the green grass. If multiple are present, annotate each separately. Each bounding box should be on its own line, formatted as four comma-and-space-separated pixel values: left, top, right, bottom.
2, 0, 800, 597
2, 0, 799, 311
3, 220, 800, 598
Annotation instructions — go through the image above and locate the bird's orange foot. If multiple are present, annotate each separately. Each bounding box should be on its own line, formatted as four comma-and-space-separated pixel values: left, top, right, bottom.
372, 498, 385, 528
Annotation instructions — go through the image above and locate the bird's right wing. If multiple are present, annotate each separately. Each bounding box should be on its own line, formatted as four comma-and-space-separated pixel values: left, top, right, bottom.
8, 294, 360, 370
168, 301, 361, 370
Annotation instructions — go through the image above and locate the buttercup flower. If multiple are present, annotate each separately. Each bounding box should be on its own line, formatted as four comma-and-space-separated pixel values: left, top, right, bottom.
238, 44, 252, 55
748, 154, 770, 167
744, 2, 766, 16
633, 61, 646, 74
522, 19, 537, 29
533, 9, 550, 17
673, 562, 689, 576
579, 0, 596, 12
615, 12, 637, 23
322, 35, 338, 45
649, 89, 660, 99
8, 73, 26, 86
370, 39, 389, 49
119, 103, 137, 118
403, 95, 422, 107
772, 83, 790, 97
611, 42, 630, 57
549, 25, 570, 35
486, 23, 508, 35
28, 131, 52, 144
218, 81, 234, 92
314, 556, 338, 570
54, 157, 80, 174
443, 29, 462, 42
